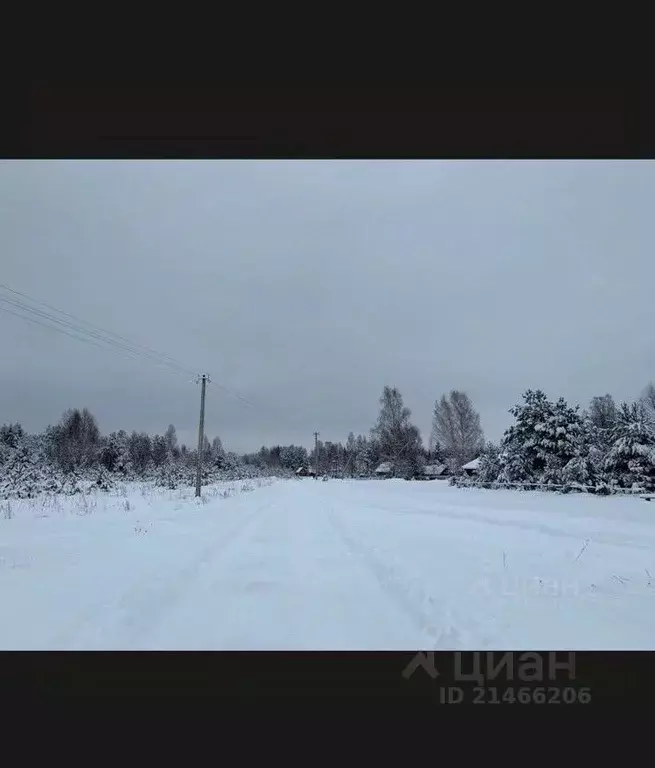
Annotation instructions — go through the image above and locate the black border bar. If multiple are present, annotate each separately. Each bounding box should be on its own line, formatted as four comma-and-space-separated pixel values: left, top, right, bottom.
9, 83, 655, 159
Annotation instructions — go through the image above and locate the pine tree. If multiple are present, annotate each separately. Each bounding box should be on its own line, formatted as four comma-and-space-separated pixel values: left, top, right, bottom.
640, 383, 655, 434
497, 390, 583, 486
0, 438, 49, 499
561, 413, 605, 492
114, 430, 133, 477
0, 422, 25, 451
604, 402, 655, 491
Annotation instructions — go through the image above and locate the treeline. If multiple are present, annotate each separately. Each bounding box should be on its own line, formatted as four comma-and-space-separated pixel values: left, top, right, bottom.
0, 408, 265, 499
0, 384, 482, 498
251, 386, 485, 480
248, 386, 436, 479
3, 381, 653, 499
464, 384, 655, 494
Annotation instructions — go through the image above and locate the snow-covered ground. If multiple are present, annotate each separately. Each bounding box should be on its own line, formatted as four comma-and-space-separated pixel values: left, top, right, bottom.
1, 478, 654, 650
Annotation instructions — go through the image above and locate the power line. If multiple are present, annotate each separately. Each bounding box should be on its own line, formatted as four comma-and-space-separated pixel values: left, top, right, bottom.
0, 304, 190, 383
207, 379, 255, 408
0, 292, 194, 376
0, 283, 197, 376
207, 380, 311, 437
0, 282, 197, 374
0, 294, 193, 377
0, 304, 145, 363
0, 282, 313, 444
0, 286, 267, 411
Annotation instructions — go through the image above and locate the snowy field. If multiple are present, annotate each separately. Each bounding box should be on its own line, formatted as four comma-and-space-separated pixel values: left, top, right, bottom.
1, 477, 655, 650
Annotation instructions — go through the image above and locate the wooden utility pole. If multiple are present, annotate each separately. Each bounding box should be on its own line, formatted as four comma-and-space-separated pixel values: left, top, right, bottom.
195, 374, 210, 497
314, 431, 319, 479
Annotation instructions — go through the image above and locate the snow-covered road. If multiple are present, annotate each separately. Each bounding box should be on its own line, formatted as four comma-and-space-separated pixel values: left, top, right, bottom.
2, 478, 655, 649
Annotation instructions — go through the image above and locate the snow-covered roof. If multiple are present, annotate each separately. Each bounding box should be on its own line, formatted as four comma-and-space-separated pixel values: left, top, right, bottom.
375, 461, 393, 474
424, 464, 447, 476
462, 458, 481, 470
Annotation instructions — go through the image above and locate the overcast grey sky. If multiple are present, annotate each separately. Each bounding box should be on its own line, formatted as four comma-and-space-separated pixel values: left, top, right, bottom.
1, 160, 654, 453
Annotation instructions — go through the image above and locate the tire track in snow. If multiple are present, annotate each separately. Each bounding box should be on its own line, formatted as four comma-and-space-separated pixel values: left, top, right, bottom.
351, 500, 654, 551
52, 498, 276, 649
327, 505, 495, 649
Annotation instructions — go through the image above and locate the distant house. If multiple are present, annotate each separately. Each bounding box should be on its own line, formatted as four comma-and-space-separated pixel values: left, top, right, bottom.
374, 461, 393, 478
296, 465, 316, 477
423, 464, 449, 480
462, 458, 481, 476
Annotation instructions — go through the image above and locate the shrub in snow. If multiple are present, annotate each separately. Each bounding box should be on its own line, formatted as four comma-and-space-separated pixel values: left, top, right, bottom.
0, 441, 54, 499
93, 467, 114, 492
155, 459, 187, 490
76, 494, 97, 516
542, 454, 564, 487
477, 442, 502, 484
59, 474, 83, 496
497, 445, 530, 485
0, 422, 25, 454
562, 454, 598, 489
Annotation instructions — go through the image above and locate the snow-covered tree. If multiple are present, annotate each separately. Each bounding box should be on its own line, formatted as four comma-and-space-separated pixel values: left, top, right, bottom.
343, 432, 357, 477
477, 441, 502, 485
426, 439, 445, 465
640, 383, 655, 434
562, 407, 610, 491
604, 402, 655, 491
49, 408, 101, 473
210, 436, 224, 464
357, 437, 380, 476
128, 431, 152, 475
584, 394, 618, 458
151, 435, 168, 467
589, 394, 618, 433
279, 445, 308, 472
113, 430, 133, 477
497, 390, 583, 486
0, 422, 25, 451
98, 433, 119, 472
164, 424, 179, 457
371, 386, 423, 477
0, 423, 22, 467
562, 452, 600, 490
431, 390, 484, 472
0, 433, 54, 499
